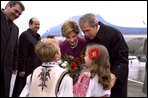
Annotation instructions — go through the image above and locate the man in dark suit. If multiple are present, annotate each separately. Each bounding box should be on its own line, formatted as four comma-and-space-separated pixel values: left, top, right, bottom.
12, 17, 42, 97
79, 13, 129, 97
0, 1, 25, 97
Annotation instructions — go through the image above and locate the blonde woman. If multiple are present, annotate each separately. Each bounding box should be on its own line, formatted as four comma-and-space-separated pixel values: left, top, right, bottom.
59, 20, 87, 84
60, 20, 87, 58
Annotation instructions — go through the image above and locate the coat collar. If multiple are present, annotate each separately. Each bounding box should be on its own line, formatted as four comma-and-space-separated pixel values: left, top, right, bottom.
42, 62, 59, 67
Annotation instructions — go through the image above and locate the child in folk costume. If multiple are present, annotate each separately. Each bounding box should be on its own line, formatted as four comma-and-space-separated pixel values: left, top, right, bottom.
73, 43, 111, 97
19, 38, 73, 97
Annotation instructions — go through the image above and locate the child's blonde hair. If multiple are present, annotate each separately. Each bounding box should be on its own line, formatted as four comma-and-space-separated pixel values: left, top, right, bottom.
35, 38, 60, 62
85, 43, 111, 90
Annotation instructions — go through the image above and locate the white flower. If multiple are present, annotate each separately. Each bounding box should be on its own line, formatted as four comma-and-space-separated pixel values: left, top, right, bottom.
61, 61, 68, 67
57, 59, 62, 64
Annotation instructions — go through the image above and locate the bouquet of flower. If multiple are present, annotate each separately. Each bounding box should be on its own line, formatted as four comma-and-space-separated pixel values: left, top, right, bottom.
61, 54, 85, 74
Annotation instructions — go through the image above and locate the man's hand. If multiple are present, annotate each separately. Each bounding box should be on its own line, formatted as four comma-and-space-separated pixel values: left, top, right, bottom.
12, 70, 18, 75
108, 73, 117, 89
19, 71, 26, 77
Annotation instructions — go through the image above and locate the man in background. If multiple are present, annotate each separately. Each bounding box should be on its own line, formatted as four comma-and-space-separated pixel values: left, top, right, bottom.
12, 17, 42, 97
1, 1, 25, 97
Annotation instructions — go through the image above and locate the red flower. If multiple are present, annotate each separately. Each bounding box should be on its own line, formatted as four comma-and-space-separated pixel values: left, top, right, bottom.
74, 57, 81, 62
80, 55, 85, 61
62, 51, 85, 74
70, 61, 77, 68
72, 67, 79, 71
88, 48, 100, 60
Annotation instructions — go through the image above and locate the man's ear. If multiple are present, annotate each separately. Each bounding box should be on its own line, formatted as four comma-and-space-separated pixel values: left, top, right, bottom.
95, 22, 98, 28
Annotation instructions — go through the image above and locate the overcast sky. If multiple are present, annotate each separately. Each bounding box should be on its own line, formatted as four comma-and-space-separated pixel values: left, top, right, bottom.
1, 1, 147, 36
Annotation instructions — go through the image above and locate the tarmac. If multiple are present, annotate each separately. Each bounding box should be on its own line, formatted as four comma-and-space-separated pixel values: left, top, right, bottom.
128, 80, 147, 97
127, 60, 147, 97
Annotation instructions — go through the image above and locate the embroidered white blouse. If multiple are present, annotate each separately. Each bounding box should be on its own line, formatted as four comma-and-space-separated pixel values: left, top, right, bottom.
85, 72, 111, 97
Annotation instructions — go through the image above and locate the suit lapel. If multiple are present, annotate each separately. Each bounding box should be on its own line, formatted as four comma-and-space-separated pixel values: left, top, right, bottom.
1, 14, 11, 41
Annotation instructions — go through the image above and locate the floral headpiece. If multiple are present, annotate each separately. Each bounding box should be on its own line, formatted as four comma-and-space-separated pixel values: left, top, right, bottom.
88, 48, 100, 60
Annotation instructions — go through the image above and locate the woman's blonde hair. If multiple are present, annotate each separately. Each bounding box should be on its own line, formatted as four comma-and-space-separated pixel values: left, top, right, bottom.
86, 43, 111, 90
35, 39, 60, 62
61, 20, 80, 37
